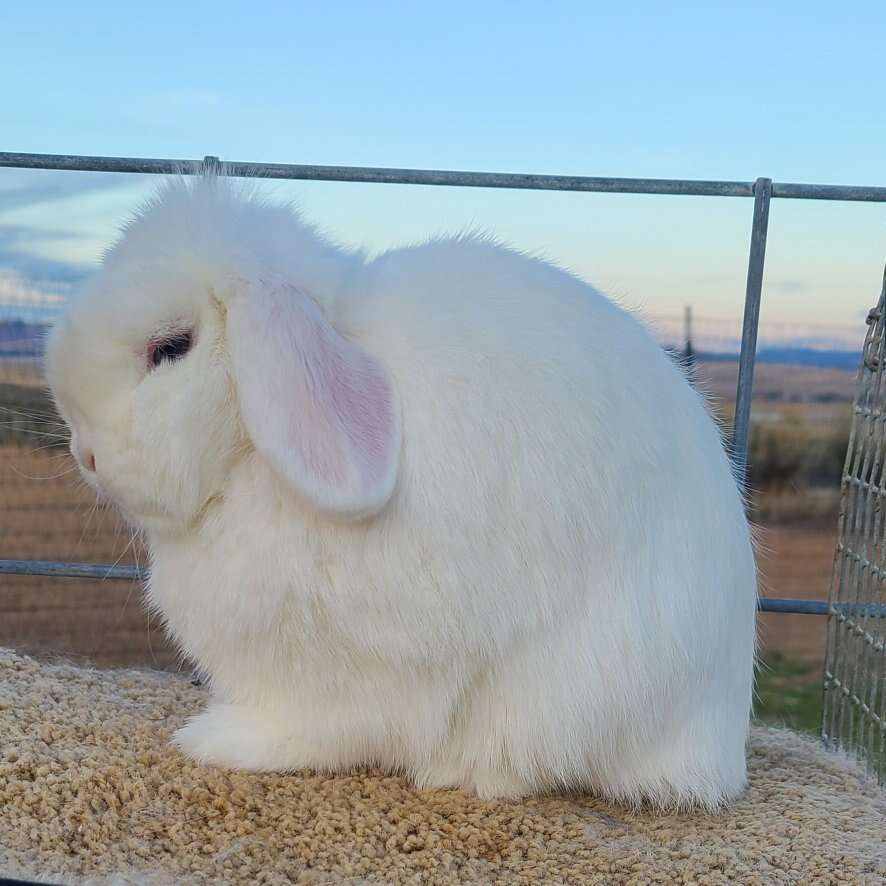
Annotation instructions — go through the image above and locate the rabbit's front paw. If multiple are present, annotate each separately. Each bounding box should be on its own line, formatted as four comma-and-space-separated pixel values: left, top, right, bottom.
173, 703, 297, 772
415, 762, 531, 799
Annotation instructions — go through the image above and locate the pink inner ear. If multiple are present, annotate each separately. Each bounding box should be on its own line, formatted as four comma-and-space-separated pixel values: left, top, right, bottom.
321, 329, 396, 462
228, 283, 401, 518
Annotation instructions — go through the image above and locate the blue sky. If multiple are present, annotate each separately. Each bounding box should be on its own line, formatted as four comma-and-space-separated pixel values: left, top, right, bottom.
2, 1, 885, 344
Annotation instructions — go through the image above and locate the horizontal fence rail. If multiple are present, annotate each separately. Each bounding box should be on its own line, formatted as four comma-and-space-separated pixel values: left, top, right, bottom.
2, 150, 885, 622
1, 559, 884, 617
4, 151, 886, 202
0, 559, 143, 581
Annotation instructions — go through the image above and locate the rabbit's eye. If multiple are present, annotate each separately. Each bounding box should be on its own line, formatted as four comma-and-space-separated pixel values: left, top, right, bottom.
148, 332, 193, 368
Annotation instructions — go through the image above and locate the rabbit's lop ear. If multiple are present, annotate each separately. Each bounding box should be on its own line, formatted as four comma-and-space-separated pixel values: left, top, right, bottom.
226, 280, 401, 519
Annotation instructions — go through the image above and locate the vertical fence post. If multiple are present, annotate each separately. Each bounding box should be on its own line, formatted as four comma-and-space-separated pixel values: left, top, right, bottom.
730, 176, 772, 488
683, 304, 695, 366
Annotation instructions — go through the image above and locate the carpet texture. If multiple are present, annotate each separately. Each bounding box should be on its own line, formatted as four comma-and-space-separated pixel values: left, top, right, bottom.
1, 649, 884, 885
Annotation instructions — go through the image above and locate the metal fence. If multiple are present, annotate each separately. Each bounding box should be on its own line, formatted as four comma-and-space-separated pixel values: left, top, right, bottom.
2, 149, 886, 616
822, 269, 886, 782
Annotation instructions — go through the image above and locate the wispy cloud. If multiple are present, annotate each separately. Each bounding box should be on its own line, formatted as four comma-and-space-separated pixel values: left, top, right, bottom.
770, 278, 811, 295
692, 272, 735, 286
0, 269, 68, 304
0, 221, 95, 321
0, 269, 74, 323
691, 273, 814, 297
0, 224, 94, 284
0, 169, 130, 214
0, 170, 140, 316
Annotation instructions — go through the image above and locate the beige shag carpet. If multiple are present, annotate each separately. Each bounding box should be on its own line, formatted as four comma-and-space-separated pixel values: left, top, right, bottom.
1, 650, 885, 886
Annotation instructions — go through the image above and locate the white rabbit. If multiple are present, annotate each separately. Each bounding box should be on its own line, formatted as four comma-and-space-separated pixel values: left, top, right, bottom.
45, 171, 757, 809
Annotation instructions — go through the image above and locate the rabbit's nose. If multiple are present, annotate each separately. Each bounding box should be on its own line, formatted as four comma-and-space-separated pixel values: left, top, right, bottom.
74, 444, 96, 473
72, 433, 96, 473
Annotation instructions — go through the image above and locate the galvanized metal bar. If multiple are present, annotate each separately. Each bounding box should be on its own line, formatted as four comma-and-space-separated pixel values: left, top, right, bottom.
772, 181, 886, 202
0, 152, 187, 176
0, 559, 143, 581
0, 151, 755, 197
199, 164, 755, 197
762, 600, 886, 617
730, 177, 773, 486
758, 598, 829, 615
2, 558, 885, 616
3, 151, 886, 202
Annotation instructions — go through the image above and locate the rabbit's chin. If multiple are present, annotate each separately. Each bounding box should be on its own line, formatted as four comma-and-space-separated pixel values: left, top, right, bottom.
89, 474, 191, 537
117, 506, 179, 537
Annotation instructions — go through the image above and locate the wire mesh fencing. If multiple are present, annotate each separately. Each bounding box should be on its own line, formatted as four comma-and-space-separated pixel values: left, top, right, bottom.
822, 265, 886, 784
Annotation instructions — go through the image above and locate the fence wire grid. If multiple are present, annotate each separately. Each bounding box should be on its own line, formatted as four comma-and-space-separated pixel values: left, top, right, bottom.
823, 267, 886, 783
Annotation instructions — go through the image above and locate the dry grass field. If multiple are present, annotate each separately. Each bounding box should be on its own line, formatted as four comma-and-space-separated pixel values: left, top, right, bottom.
694, 359, 857, 406
0, 442, 177, 670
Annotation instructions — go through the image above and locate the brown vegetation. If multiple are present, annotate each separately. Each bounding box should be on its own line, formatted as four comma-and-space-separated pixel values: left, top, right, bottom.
694, 360, 857, 405
0, 442, 175, 670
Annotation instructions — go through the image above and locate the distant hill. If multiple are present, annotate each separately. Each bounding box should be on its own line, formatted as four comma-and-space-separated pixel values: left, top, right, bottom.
696, 347, 861, 371
0, 320, 49, 358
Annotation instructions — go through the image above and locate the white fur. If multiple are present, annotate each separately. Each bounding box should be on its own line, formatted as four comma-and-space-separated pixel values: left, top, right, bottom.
45, 174, 757, 809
